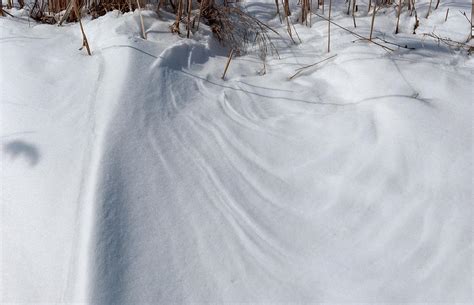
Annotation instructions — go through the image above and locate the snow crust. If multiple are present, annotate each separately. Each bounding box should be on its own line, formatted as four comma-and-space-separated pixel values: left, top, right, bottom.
1, 0, 473, 303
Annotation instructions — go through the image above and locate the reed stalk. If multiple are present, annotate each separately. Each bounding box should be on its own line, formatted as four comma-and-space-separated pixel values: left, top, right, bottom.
395, 0, 402, 33
196, 0, 204, 30
352, 0, 356, 28
369, 4, 376, 41
327, 0, 332, 52
136, 0, 147, 39
221, 48, 234, 79
275, 0, 281, 23
73, 0, 91, 55
186, 0, 192, 38
426, 0, 432, 18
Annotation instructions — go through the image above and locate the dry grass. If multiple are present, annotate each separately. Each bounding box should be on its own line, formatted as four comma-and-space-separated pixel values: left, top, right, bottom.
27, 0, 147, 23
2, 0, 471, 62
201, 4, 279, 58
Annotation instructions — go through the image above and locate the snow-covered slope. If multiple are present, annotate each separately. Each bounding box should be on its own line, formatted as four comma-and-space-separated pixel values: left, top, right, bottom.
1, 0, 473, 303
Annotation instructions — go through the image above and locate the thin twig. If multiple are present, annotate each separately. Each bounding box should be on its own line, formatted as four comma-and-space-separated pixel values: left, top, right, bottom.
290, 16, 302, 43
459, 10, 472, 26
289, 54, 337, 79
1, 7, 15, 17
314, 13, 394, 51
374, 37, 415, 49
422, 32, 473, 50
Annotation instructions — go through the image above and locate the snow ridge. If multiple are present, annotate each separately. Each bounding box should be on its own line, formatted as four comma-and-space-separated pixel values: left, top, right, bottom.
1, 2, 472, 303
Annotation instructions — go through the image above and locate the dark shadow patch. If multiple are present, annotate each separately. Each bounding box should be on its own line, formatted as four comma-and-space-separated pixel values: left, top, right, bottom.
3, 140, 40, 166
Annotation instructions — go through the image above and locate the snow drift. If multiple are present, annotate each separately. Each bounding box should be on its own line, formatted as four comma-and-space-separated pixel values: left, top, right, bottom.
1, 0, 472, 303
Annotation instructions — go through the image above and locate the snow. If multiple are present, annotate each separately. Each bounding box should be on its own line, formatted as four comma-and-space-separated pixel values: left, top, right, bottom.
1, 0, 473, 303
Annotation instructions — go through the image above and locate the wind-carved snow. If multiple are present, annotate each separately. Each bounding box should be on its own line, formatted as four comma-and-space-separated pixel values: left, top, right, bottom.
1, 1, 472, 303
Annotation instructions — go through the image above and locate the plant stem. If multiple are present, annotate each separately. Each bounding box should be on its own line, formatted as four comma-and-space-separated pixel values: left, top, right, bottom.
186, 0, 192, 38
426, 0, 433, 18
352, 0, 356, 28
369, 4, 376, 41
73, 0, 91, 55
327, 0, 332, 52
136, 0, 147, 39
396, 0, 402, 34
221, 49, 234, 80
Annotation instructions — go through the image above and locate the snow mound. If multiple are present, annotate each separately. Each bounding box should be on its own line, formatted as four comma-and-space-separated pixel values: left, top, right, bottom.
1, 1, 472, 303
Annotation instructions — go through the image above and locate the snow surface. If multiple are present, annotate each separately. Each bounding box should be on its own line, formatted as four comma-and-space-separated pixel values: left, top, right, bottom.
1, 0, 473, 303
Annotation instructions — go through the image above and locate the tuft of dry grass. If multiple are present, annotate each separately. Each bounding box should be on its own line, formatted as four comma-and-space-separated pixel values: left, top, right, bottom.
201, 4, 279, 59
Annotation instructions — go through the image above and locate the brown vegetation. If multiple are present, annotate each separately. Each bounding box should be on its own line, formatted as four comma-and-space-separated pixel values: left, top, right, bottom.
1, 0, 471, 61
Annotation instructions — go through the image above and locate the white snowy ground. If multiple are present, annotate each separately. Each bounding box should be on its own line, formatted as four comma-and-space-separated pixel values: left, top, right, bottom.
1, 0, 473, 303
